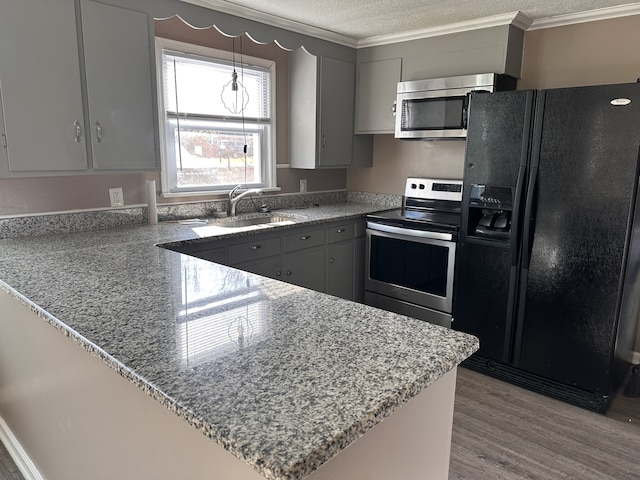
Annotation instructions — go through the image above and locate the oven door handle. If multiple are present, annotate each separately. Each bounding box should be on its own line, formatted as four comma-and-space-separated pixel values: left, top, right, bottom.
367, 222, 454, 241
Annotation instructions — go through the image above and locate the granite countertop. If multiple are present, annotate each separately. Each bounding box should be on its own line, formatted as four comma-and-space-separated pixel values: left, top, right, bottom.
0, 202, 479, 480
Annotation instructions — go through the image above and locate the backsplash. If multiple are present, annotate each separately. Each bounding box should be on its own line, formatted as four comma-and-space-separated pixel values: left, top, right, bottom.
0, 190, 401, 238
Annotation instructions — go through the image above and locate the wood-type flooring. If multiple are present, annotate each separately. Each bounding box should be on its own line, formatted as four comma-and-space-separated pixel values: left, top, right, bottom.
449, 366, 640, 479
1, 366, 638, 480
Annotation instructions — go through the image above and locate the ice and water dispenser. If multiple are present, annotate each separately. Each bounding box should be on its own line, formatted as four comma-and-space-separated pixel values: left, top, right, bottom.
466, 185, 513, 241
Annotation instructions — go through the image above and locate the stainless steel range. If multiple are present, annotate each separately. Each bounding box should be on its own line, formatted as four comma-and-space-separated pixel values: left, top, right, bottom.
365, 177, 462, 328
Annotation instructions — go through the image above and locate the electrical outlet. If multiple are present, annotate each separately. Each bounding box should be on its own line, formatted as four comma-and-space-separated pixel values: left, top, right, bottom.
300, 179, 307, 193
109, 187, 124, 207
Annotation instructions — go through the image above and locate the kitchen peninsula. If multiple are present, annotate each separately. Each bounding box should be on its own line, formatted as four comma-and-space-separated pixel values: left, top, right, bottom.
0, 203, 478, 480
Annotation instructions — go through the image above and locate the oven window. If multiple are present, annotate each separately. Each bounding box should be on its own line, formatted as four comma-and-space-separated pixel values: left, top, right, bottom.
370, 235, 449, 296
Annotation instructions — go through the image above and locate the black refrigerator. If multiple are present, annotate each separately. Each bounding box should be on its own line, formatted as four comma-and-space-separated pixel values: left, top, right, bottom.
453, 82, 640, 412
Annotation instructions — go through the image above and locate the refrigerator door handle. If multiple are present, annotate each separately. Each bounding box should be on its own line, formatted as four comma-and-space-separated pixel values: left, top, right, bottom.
511, 166, 527, 267
504, 90, 536, 363
512, 91, 546, 365
510, 91, 536, 268
520, 92, 545, 270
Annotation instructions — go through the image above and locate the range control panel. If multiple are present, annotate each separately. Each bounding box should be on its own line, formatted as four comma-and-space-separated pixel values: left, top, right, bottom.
404, 177, 463, 202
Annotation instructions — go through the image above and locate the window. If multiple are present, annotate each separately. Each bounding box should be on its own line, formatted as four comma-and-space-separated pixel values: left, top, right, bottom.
156, 38, 276, 195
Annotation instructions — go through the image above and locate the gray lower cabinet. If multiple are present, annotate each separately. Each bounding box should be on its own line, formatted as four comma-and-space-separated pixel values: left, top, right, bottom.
353, 236, 365, 302
327, 242, 354, 299
165, 219, 366, 301
239, 259, 282, 280
282, 249, 326, 292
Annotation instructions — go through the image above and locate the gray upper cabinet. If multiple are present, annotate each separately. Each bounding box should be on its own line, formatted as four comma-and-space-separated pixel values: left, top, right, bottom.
0, 0, 156, 176
0, 0, 88, 174
81, 0, 156, 171
0, 89, 9, 172
355, 58, 402, 134
289, 49, 355, 169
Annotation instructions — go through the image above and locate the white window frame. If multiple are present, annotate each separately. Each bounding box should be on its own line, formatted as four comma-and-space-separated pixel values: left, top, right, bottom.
155, 37, 277, 196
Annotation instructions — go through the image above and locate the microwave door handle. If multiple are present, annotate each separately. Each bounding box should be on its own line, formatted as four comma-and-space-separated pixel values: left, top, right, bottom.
463, 92, 471, 129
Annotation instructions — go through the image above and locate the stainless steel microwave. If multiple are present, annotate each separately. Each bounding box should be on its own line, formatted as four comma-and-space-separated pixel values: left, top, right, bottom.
394, 73, 516, 140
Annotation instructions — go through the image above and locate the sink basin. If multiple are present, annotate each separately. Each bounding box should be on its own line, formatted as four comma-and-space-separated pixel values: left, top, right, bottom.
215, 215, 295, 228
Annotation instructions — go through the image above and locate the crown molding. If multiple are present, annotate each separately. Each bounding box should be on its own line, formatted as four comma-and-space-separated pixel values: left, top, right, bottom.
179, 0, 358, 47
528, 3, 640, 30
357, 11, 530, 48
180, 0, 640, 50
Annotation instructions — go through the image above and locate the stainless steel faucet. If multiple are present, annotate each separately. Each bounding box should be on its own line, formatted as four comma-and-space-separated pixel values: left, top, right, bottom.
228, 185, 264, 216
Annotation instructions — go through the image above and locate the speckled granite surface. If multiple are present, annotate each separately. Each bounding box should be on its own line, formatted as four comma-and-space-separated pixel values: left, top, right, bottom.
0, 190, 402, 239
0, 202, 478, 480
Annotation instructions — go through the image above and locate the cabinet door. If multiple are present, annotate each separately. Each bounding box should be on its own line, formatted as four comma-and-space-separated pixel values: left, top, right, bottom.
239, 259, 282, 281
282, 249, 326, 292
81, 0, 156, 171
355, 58, 402, 134
327, 242, 354, 300
353, 236, 365, 303
0, 89, 8, 170
0, 0, 87, 173
318, 57, 354, 167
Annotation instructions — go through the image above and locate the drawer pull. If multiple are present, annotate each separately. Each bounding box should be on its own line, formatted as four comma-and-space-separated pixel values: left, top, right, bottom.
251, 244, 262, 250
300, 235, 311, 240
336, 228, 346, 233
329, 258, 335, 263
286, 270, 292, 276
276, 270, 282, 277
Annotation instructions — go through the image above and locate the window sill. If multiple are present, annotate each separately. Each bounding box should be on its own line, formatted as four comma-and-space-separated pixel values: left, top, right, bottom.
160, 186, 281, 199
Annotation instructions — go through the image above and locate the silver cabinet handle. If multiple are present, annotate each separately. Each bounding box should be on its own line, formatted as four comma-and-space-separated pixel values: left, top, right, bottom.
300, 235, 311, 240
276, 270, 282, 277
74, 120, 82, 144
321, 134, 326, 149
329, 258, 335, 263
1, 133, 6, 149
336, 228, 346, 233
95, 121, 103, 144
286, 270, 292, 276
250, 244, 262, 250
392, 101, 397, 115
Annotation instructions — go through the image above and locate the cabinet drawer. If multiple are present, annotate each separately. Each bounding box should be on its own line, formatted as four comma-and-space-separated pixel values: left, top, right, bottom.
228, 236, 281, 264
326, 223, 354, 244
284, 228, 325, 253
193, 247, 227, 264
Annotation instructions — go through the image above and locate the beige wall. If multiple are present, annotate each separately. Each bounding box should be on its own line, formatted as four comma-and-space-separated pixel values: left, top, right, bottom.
0, 16, 345, 216
347, 137, 466, 193
519, 15, 640, 90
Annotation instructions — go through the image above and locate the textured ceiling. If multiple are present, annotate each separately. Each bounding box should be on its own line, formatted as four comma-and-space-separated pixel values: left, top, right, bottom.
200, 0, 640, 40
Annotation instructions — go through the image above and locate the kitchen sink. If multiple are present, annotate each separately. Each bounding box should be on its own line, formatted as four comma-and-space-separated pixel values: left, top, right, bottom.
215, 215, 295, 228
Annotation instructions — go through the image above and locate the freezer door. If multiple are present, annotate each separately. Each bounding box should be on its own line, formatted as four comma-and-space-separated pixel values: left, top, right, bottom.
453, 90, 535, 362
514, 83, 640, 394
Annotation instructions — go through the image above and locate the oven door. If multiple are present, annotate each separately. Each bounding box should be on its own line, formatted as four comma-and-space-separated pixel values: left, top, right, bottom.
365, 222, 456, 314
